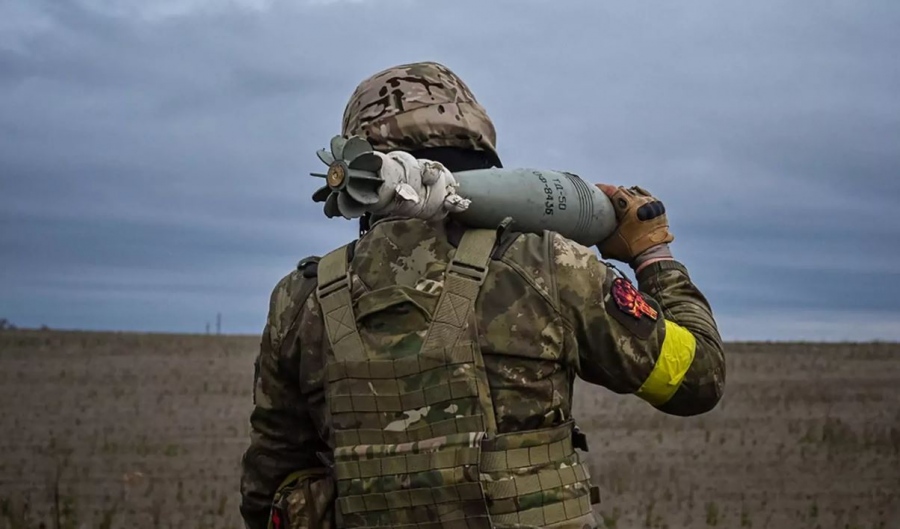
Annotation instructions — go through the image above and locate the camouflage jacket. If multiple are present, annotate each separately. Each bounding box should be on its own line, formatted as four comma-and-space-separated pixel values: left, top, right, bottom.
240, 218, 725, 529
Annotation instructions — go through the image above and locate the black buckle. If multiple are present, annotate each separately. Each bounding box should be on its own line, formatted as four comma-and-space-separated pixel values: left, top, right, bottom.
446, 261, 488, 284
317, 274, 350, 297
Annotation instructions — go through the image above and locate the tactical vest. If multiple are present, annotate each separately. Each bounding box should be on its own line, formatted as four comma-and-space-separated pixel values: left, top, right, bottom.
316, 228, 598, 529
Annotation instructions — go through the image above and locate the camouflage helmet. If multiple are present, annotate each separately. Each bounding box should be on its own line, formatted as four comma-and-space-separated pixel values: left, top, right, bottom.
341, 61, 500, 166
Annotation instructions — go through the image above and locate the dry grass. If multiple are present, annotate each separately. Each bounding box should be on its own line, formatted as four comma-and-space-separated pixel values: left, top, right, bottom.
0, 331, 898, 529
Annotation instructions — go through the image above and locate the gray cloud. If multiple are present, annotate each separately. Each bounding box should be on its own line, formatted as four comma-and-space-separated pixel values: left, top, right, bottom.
1, 0, 898, 339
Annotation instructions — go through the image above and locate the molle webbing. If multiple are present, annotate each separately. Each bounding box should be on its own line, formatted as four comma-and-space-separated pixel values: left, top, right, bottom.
334, 442, 480, 481
333, 431, 491, 528
479, 435, 574, 472
479, 422, 595, 526
490, 497, 594, 528
335, 415, 486, 447
484, 463, 589, 500
341, 504, 493, 529
329, 378, 479, 414
325, 345, 478, 383
328, 344, 488, 447
338, 482, 485, 513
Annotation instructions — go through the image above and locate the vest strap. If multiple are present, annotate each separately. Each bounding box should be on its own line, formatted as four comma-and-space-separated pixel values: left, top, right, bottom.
317, 244, 366, 362
419, 228, 500, 436
419, 229, 495, 353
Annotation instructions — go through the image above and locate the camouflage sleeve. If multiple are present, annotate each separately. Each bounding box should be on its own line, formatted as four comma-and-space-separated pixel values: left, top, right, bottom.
239, 270, 329, 529
635, 260, 725, 416
552, 234, 725, 416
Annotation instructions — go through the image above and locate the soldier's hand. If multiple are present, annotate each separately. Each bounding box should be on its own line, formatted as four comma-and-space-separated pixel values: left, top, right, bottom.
595, 184, 675, 265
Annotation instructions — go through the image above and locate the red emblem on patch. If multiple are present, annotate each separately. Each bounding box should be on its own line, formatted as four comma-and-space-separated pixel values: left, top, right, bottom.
271, 508, 283, 529
611, 278, 658, 320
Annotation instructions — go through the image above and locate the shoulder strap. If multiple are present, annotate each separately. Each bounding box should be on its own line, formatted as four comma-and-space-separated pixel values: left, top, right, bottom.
316, 244, 366, 362
421, 227, 500, 436
419, 228, 497, 353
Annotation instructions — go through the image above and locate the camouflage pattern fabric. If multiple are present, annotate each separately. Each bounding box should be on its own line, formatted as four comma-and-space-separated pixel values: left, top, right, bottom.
240, 217, 726, 529
341, 62, 500, 165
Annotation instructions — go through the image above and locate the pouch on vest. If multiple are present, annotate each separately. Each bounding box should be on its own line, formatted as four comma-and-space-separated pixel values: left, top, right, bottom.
268, 467, 336, 529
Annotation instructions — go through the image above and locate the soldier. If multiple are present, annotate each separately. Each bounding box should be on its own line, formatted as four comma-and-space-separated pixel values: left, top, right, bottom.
240, 61, 725, 529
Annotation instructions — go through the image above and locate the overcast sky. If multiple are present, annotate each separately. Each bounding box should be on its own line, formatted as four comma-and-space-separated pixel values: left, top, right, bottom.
1, 0, 898, 341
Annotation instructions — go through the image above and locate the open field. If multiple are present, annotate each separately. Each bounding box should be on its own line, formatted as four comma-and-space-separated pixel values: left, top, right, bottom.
0, 330, 898, 529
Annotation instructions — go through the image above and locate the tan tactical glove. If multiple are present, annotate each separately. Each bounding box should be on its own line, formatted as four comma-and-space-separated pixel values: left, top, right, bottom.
595, 185, 675, 264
